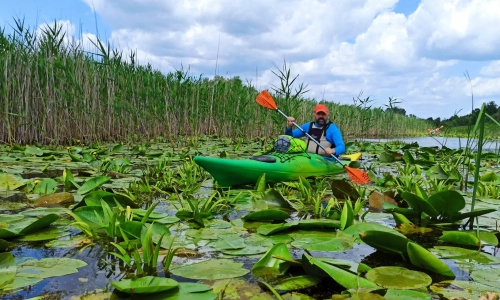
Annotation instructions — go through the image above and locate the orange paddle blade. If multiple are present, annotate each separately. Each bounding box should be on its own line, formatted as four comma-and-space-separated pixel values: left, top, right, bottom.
345, 166, 371, 185
256, 90, 277, 110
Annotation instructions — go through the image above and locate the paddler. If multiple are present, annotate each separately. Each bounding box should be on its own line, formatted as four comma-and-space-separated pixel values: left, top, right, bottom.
285, 104, 346, 158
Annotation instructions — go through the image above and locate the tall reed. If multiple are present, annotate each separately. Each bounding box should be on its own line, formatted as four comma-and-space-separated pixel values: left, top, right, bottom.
0, 19, 431, 145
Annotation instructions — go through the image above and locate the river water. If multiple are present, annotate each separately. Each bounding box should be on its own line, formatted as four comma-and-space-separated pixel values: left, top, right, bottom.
359, 136, 500, 152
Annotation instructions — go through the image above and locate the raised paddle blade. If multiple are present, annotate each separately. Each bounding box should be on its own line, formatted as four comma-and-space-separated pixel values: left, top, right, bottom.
345, 166, 371, 185
256, 90, 277, 110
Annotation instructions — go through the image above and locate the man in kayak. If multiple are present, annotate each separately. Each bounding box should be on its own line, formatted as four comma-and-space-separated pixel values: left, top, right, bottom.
285, 104, 346, 158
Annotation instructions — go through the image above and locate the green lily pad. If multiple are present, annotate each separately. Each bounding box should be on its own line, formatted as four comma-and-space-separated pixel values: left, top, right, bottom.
365, 266, 432, 289
137, 282, 217, 300
0, 173, 26, 191
170, 259, 249, 280
384, 289, 431, 300
273, 275, 322, 291
407, 242, 455, 278
16, 257, 87, 279
0, 252, 16, 289
242, 209, 291, 222
77, 176, 111, 195
110, 276, 179, 294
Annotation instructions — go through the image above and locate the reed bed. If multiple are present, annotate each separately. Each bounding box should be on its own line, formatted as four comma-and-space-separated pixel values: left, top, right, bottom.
0, 20, 431, 145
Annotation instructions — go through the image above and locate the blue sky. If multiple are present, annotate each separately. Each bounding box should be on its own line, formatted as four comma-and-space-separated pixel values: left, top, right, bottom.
2, 0, 500, 120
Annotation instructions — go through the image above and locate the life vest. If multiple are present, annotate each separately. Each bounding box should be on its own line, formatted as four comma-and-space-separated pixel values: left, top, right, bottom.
306, 121, 335, 155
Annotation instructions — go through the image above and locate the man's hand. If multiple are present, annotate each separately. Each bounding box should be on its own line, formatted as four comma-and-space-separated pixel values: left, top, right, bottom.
324, 147, 336, 155
287, 117, 295, 129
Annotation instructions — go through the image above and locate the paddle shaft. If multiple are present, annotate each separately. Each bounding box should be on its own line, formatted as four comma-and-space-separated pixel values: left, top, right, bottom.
276, 108, 347, 167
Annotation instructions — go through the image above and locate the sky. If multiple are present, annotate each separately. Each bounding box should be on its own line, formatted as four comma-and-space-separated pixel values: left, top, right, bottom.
2, 0, 500, 120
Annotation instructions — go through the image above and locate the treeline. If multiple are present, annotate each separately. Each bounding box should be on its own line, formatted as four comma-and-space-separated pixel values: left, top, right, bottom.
424, 101, 500, 128
0, 18, 431, 145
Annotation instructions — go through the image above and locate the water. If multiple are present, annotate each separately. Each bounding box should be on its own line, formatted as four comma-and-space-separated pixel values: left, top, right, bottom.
360, 136, 500, 152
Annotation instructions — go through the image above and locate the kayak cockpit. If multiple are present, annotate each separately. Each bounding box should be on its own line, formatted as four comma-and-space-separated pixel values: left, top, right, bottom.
249, 155, 276, 163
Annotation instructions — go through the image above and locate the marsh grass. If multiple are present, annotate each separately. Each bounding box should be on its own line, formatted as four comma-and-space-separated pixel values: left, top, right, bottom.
1, 18, 431, 145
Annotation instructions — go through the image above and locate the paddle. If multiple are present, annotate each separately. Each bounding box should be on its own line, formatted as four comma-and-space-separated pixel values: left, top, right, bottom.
256, 90, 370, 185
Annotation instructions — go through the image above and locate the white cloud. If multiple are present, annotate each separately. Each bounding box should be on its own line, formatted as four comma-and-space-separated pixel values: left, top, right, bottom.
407, 0, 500, 61
480, 61, 500, 77
75, 0, 500, 119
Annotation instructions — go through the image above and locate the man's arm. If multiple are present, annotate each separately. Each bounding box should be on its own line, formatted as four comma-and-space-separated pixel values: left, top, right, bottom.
285, 123, 309, 138
326, 124, 346, 155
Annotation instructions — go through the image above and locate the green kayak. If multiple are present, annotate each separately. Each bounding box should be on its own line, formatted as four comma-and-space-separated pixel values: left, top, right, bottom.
194, 152, 361, 187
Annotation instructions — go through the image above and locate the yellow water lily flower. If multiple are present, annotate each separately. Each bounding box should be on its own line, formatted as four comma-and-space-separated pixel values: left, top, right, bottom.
34, 179, 40, 184
185, 157, 190, 160
66, 146, 71, 150
76, 140, 81, 143
93, 152, 97, 155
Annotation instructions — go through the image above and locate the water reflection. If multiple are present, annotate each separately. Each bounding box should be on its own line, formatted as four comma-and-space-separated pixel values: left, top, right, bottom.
360, 136, 500, 152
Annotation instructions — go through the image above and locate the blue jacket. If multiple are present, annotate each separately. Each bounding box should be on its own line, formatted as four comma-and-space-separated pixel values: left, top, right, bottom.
284, 122, 346, 157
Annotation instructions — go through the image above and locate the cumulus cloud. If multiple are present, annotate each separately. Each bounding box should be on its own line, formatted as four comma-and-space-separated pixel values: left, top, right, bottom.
77, 0, 500, 118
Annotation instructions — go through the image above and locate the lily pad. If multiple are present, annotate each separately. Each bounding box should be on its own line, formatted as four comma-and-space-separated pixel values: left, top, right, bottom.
170, 259, 249, 280
110, 276, 179, 294
16, 257, 87, 279
0, 252, 16, 289
242, 209, 291, 222
0, 173, 26, 191
365, 266, 432, 289
273, 275, 322, 291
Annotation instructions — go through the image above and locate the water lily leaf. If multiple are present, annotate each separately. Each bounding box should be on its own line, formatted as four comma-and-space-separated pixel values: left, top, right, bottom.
242, 209, 291, 222
273, 275, 322, 291
0, 173, 26, 191
19, 213, 60, 235
340, 200, 354, 230
209, 237, 246, 251
480, 171, 498, 182
448, 208, 496, 222
427, 190, 465, 218
139, 282, 217, 300
24, 145, 45, 157
16, 257, 87, 279
430, 280, 496, 299
359, 229, 409, 256
110, 276, 179, 294
365, 266, 432, 290
462, 230, 498, 245
343, 221, 396, 242
425, 164, 449, 180
20, 207, 71, 217
430, 246, 500, 265
33, 178, 58, 195
331, 179, 360, 200
0, 202, 26, 211
170, 259, 249, 280
16, 226, 70, 242
470, 268, 500, 288
378, 152, 395, 163
291, 235, 354, 252
205, 278, 266, 300
0, 252, 16, 289
222, 245, 269, 256
401, 192, 439, 218
45, 234, 92, 248
407, 242, 455, 277
384, 289, 431, 300
0, 276, 43, 293
257, 221, 298, 236
296, 219, 341, 230
77, 176, 111, 195
252, 243, 293, 278
438, 231, 481, 247
302, 253, 378, 289
262, 189, 292, 208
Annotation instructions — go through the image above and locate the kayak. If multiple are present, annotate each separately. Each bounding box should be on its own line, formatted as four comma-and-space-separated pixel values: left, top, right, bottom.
194, 152, 362, 187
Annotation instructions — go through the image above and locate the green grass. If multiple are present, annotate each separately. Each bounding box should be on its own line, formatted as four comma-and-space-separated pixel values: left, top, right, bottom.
1, 18, 432, 146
